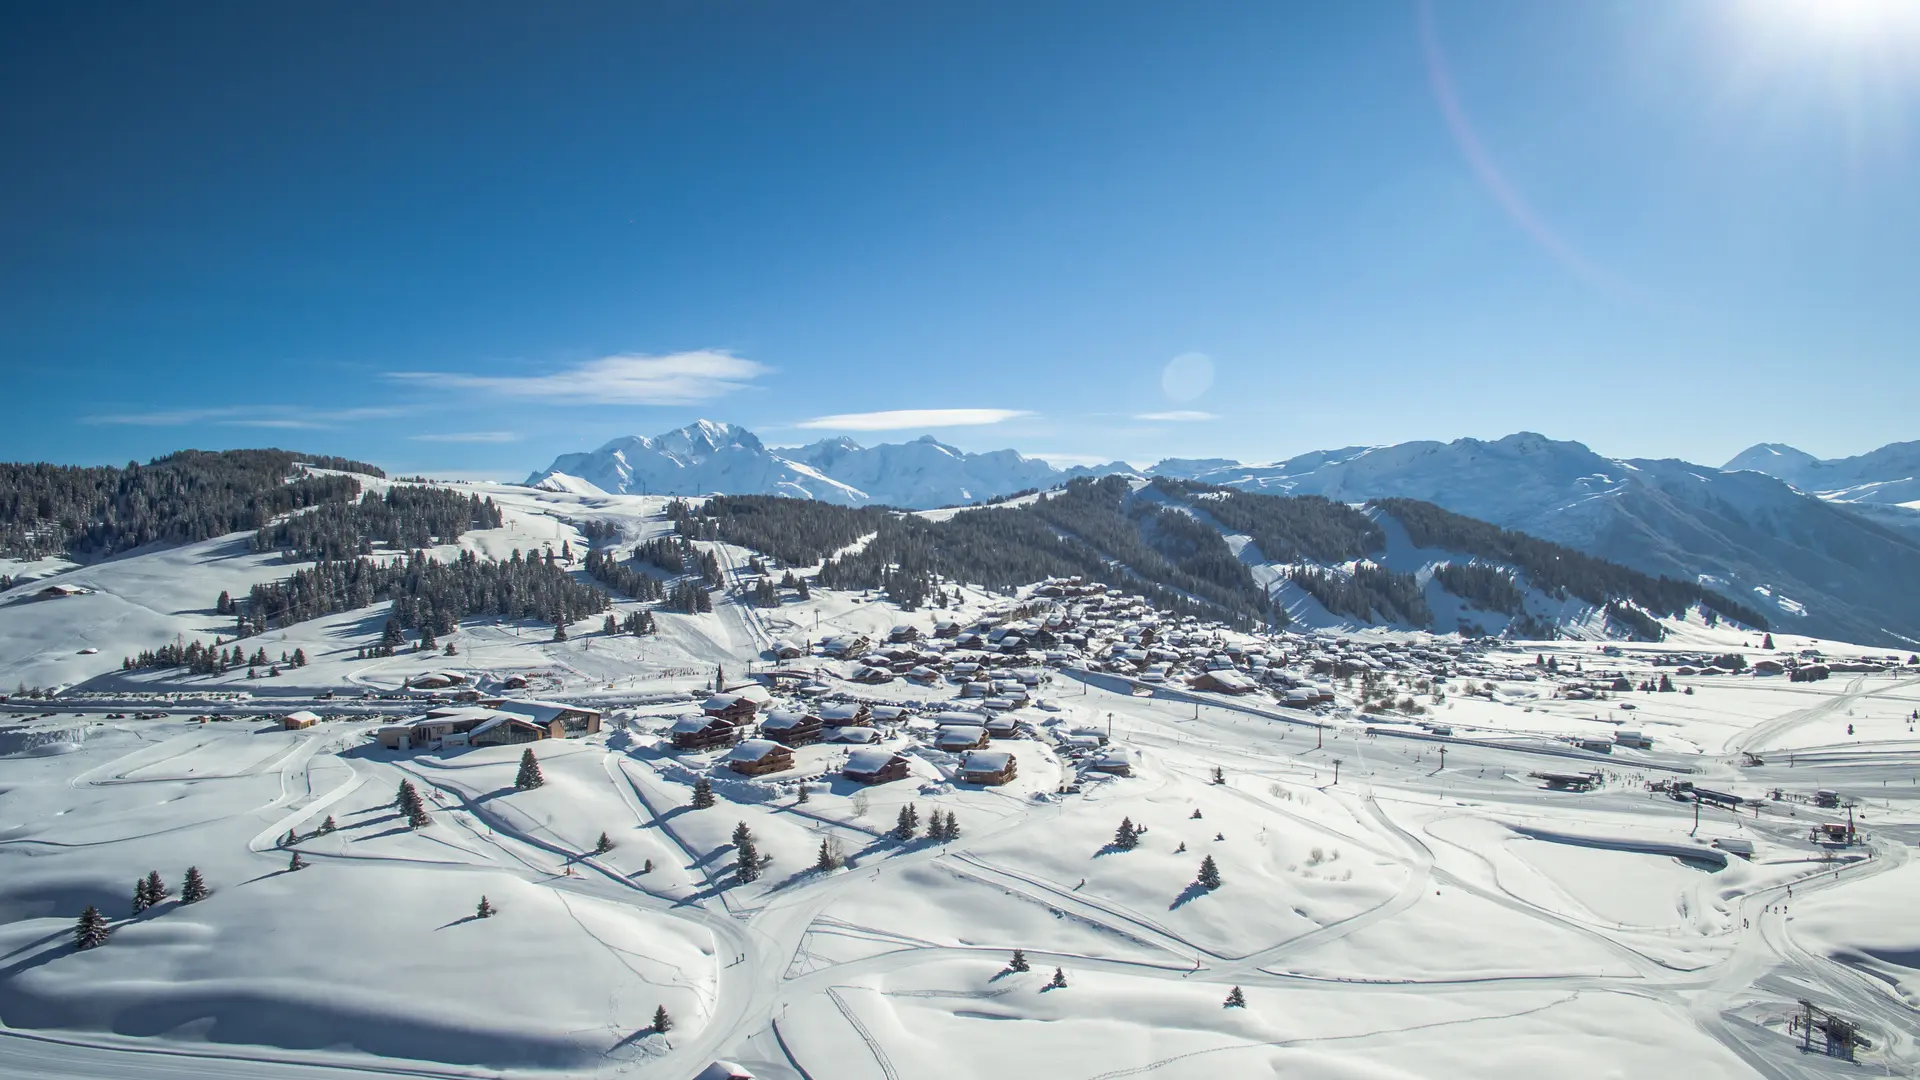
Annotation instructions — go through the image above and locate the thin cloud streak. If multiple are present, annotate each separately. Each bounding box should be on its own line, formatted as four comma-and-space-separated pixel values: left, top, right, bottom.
387, 351, 769, 405
795, 408, 1035, 431
84, 405, 406, 427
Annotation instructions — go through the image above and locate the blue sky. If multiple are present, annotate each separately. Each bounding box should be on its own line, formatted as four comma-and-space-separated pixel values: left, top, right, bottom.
3, 1, 1917, 477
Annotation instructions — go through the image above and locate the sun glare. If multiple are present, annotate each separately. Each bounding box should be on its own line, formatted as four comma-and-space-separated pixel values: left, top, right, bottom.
1747, 0, 1920, 43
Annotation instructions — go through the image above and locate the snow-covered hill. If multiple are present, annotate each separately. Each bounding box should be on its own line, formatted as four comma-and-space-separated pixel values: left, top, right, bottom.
1726, 440, 1920, 536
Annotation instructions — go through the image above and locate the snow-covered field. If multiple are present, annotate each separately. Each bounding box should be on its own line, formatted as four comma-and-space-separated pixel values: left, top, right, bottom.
3, 481, 1918, 1079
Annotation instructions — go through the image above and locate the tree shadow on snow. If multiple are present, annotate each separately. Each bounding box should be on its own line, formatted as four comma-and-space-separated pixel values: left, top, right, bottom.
1169, 882, 1211, 910
435, 913, 487, 931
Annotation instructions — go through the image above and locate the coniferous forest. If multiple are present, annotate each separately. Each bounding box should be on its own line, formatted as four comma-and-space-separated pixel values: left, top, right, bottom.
0, 450, 381, 559
243, 548, 609, 636
254, 487, 503, 560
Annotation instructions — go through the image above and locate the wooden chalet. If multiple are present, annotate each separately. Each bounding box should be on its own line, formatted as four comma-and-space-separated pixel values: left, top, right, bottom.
483, 697, 602, 737
959, 748, 1018, 786
726, 738, 795, 776
1191, 669, 1258, 695
843, 747, 912, 785
703, 692, 761, 727
818, 702, 873, 727
936, 725, 990, 752
759, 707, 824, 747
888, 623, 921, 643
673, 715, 745, 751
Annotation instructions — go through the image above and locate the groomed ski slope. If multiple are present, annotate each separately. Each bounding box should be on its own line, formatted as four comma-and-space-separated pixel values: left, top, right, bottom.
2, 481, 1917, 1080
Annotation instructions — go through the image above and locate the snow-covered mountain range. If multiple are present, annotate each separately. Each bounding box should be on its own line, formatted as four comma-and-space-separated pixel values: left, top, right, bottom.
527, 420, 1080, 508
530, 423, 1920, 646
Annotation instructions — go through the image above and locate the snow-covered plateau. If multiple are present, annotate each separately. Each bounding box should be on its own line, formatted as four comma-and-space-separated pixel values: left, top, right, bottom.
3, 475, 1918, 1080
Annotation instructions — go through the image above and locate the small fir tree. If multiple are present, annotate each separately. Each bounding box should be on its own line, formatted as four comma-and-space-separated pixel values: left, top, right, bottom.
1197, 854, 1223, 891
476, 895, 494, 919
1212, 766, 1226, 785
1225, 986, 1247, 1008
1113, 817, 1138, 850
132, 878, 152, 915
181, 866, 209, 903
1009, 947, 1030, 972
690, 776, 716, 809
815, 838, 837, 872
396, 780, 420, 812
595, 831, 614, 854
288, 851, 307, 871
319, 815, 337, 834
892, 803, 917, 841
282, 829, 297, 847
144, 870, 169, 905
943, 811, 961, 841
74, 905, 111, 950
1048, 967, 1068, 989
735, 835, 761, 884
408, 802, 433, 829
652, 1005, 673, 1033
795, 783, 810, 804
515, 747, 545, 790
552, 622, 568, 642
1190, 808, 1203, 820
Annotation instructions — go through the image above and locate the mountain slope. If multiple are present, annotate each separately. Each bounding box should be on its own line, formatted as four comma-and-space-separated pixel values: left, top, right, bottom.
1172, 434, 1920, 647
1725, 440, 1920, 537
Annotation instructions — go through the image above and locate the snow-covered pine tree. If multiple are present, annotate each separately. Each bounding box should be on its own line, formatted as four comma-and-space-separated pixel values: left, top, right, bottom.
181, 866, 209, 903
282, 828, 297, 847
1197, 854, 1222, 891
595, 831, 613, 854
795, 783, 810, 804
132, 878, 151, 915
552, 621, 568, 642
144, 870, 169, 905
1048, 967, 1068, 989
943, 811, 961, 841
396, 780, 419, 812
1190, 808, 1203, 819
1212, 766, 1226, 785
815, 838, 836, 872
515, 747, 545, 789
408, 802, 432, 829
892, 804, 917, 841
735, 834, 761, 883
476, 895, 494, 918
731, 821, 752, 847
288, 852, 307, 871
1009, 948, 1030, 972
603, 614, 618, 635
1114, 817, 1138, 850
319, 815, 336, 833
1225, 986, 1246, 1008
690, 776, 716, 809
652, 1005, 672, 1033
74, 905, 111, 950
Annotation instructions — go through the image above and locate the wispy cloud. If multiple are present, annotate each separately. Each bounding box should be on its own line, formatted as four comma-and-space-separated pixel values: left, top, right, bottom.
1135, 410, 1218, 422
387, 351, 768, 405
409, 431, 521, 443
795, 408, 1035, 431
84, 405, 405, 428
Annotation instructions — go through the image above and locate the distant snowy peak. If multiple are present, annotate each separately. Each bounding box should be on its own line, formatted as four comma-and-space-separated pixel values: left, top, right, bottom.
528, 421, 1084, 508
1725, 440, 1920, 505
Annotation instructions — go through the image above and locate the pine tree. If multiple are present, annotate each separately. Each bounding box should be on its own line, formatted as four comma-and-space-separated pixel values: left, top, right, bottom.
690, 776, 716, 809
1114, 817, 1138, 850
74, 905, 111, 950
319, 815, 336, 834
595, 831, 613, 854
1009, 947, 1030, 972
1048, 966, 1068, 989
282, 828, 297, 847
1197, 854, 1222, 891
735, 835, 761, 883
288, 852, 307, 871
943, 811, 961, 841
144, 870, 169, 905
444, 641, 458, 656
552, 621, 568, 642
652, 1005, 672, 1033
1191, 808, 1203, 819
396, 780, 420, 812
515, 747, 545, 790
892, 803, 918, 841
132, 877, 152, 915
1224, 986, 1246, 1008
643, 858, 654, 873
181, 866, 209, 903
732, 820, 753, 848
1212, 766, 1226, 785
476, 895, 494, 918
815, 838, 837, 872
408, 802, 432, 828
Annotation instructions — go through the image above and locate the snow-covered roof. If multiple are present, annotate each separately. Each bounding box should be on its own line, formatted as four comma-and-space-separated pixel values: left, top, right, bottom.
760, 707, 816, 729
494, 698, 598, 722
673, 716, 722, 734
727, 739, 786, 762
818, 702, 867, 722
825, 727, 880, 743
961, 749, 1013, 772
704, 693, 751, 711
844, 747, 904, 774
282, 710, 322, 724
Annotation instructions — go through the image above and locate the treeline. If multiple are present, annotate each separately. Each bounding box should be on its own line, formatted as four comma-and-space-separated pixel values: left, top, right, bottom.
1605, 602, 1666, 642
1152, 479, 1384, 563
1432, 561, 1525, 615
1371, 498, 1769, 629
0, 450, 382, 559
582, 548, 667, 601
1289, 564, 1431, 626
253, 487, 503, 560
244, 548, 609, 635
123, 641, 308, 676
675, 496, 886, 567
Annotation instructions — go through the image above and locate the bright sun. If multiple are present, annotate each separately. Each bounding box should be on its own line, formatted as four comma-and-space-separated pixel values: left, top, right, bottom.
1755, 0, 1920, 41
